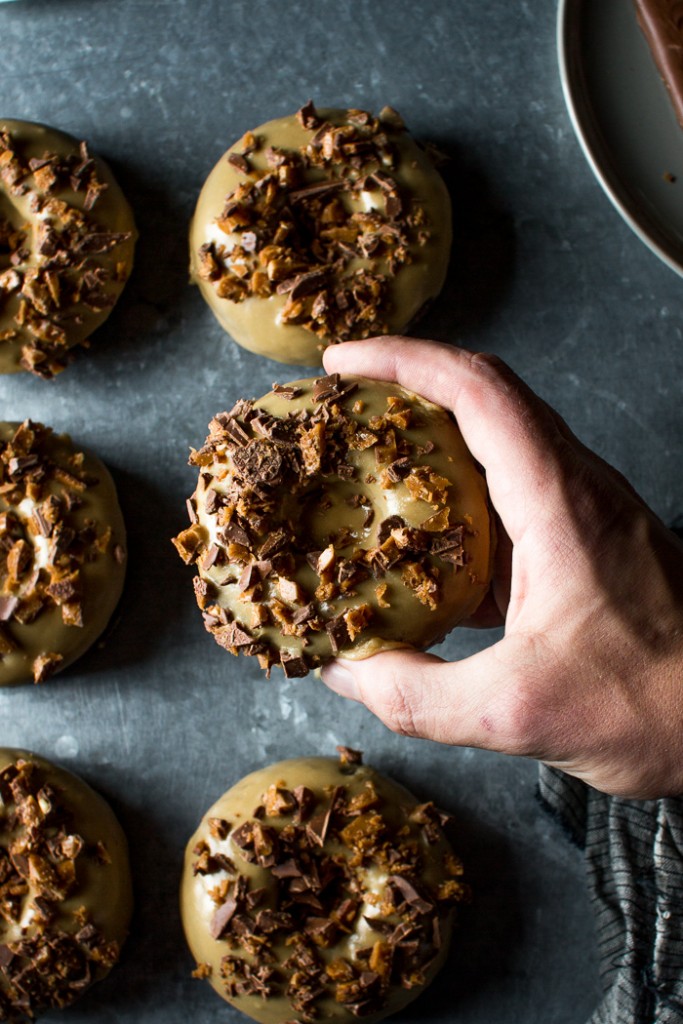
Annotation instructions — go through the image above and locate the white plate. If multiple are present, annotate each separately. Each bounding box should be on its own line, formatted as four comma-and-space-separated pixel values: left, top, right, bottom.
558, 0, 683, 277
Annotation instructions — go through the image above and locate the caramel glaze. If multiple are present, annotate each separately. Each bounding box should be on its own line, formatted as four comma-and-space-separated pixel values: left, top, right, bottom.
180, 376, 493, 676
0, 120, 136, 376
0, 422, 127, 686
181, 756, 464, 1024
0, 749, 133, 1017
189, 108, 451, 366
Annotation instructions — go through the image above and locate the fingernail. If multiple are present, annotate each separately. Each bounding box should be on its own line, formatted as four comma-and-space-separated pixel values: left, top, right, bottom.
321, 661, 360, 701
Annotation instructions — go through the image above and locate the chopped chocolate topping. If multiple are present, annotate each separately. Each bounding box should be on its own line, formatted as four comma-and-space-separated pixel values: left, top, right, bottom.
174, 377, 482, 678
272, 382, 302, 400
336, 746, 363, 767
0, 129, 133, 378
280, 652, 309, 679
297, 100, 322, 131
210, 893, 239, 939
0, 421, 122, 683
0, 757, 122, 1017
192, 756, 463, 1021
325, 614, 349, 655
197, 105, 431, 346
388, 875, 435, 915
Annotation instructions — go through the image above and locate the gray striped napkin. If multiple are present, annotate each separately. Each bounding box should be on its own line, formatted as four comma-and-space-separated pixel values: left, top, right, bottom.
538, 765, 683, 1022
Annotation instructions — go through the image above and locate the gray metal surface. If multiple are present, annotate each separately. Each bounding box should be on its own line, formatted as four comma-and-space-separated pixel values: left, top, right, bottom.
3, 0, 682, 1020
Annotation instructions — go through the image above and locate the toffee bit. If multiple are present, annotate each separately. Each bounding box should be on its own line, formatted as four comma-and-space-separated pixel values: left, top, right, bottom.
32, 651, 64, 684
208, 817, 231, 841
0, 754, 128, 1015
175, 374, 488, 680
297, 100, 321, 130
336, 746, 363, 767
186, 752, 467, 1021
197, 104, 432, 347
0, 127, 133, 376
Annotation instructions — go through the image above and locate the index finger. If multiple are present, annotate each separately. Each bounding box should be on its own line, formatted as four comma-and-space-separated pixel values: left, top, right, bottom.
323, 337, 570, 544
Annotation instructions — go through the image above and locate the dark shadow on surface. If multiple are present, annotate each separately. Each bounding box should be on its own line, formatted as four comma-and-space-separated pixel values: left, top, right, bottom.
385, 769, 522, 1018
68, 151, 195, 372
71, 462, 192, 679
669, 515, 683, 540
409, 821, 521, 1020
60, 781, 190, 1021
413, 139, 517, 346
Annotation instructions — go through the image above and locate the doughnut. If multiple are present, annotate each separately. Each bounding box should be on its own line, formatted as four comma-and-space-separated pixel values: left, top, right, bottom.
189, 102, 451, 365
0, 119, 136, 378
0, 420, 127, 686
0, 748, 133, 1020
181, 747, 469, 1023
173, 373, 492, 678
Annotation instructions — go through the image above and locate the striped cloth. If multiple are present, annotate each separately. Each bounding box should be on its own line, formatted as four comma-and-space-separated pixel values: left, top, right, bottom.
538, 766, 683, 1023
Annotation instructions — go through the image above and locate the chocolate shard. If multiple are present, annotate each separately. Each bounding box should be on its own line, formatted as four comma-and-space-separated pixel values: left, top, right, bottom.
297, 99, 321, 130
213, 622, 255, 649
287, 179, 347, 203
238, 562, 260, 592
280, 652, 308, 678
377, 515, 406, 544
0, 596, 18, 621
280, 268, 329, 301
291, 602, 315, 625
210, 894, 239, 939
388, 875, 435, 915
74, 231, 130, 254
271, 382, 302, 400
386, 457, 412, 482
228, 152, 250, 174
306, 804, 333, 847
325, 614, 349, 655
293, 786, 316, 823
270, 858, 303, 879
222, 521, 250, 547
312, 373, 342, 403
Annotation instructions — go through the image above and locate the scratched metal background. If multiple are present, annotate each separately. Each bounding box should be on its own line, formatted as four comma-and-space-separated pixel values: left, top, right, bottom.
2, 1, 682, 1021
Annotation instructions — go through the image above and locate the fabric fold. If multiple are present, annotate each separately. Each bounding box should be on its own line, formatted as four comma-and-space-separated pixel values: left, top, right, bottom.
538, 765, 683, 1024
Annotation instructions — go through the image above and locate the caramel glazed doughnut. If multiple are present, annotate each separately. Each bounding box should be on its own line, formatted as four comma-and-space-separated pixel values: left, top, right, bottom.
0, 421, 127, 686
181, 748, 469, 1024
0, 119, 136, 378
189, 101, 451, 365
0, 749, 133, 1021
173, 374, 492, 678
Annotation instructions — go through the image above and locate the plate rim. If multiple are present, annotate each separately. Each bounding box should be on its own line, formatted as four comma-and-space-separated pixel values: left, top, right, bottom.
557, 0, 683, 279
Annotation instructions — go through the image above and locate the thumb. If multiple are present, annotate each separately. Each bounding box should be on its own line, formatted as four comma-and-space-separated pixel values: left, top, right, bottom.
320, 641, 534, 755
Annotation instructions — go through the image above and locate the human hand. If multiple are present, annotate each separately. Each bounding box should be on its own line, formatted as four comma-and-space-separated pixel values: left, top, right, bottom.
320, 337, 683, 798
